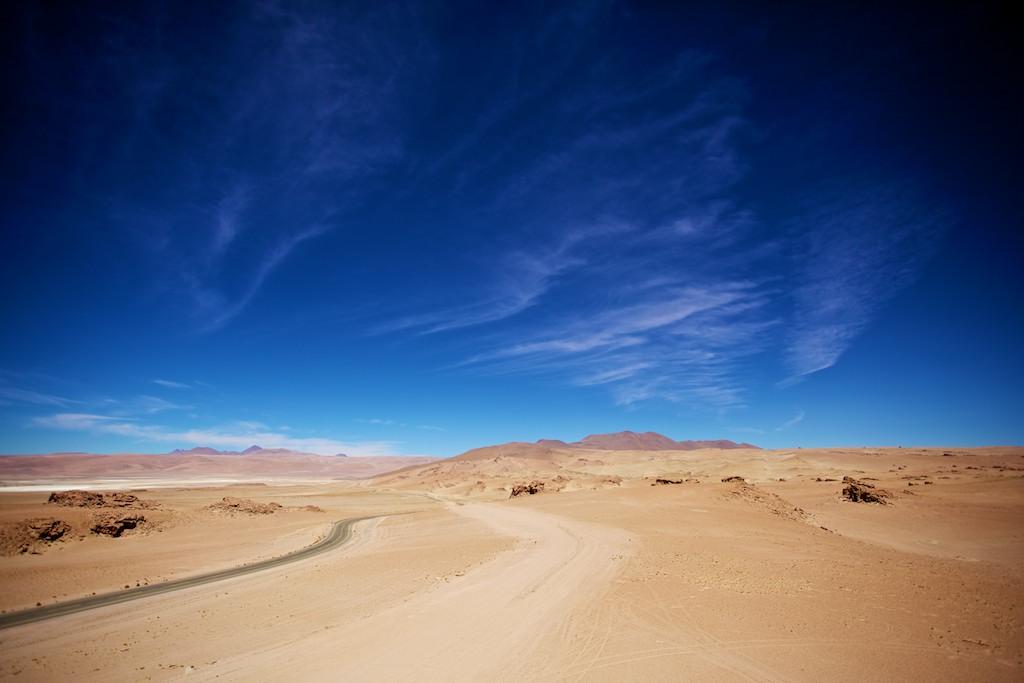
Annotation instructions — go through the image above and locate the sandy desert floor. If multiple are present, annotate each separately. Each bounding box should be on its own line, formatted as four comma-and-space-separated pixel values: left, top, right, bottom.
0, 446, 1022, 681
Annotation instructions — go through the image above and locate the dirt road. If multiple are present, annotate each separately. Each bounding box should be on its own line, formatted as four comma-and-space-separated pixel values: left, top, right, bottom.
210, 502, 630, 681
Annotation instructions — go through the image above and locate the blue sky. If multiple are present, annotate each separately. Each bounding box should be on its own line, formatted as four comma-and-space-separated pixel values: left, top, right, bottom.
1, 2, 1021, 455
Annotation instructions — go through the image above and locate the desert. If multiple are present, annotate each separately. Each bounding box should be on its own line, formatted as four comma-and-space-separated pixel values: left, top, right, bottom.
3, 2, 1020, 681
1, 435, 1022, 681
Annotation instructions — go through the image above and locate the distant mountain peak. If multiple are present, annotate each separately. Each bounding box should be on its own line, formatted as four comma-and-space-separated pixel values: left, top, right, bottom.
575, 431, 676, 450
170, 446, 222, 455
241, 445, 264, 454
450, 431, 759, 461
572, 431, 758, 451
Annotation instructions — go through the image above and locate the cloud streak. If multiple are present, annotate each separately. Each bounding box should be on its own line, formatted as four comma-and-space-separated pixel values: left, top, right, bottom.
371, 48, 778, 407
785, 181, 947, 379
372, 236, 590, 335
153, 379, 192, 390
0, 385, 80, 407
776, 410, 805, 431
369, 35, 947, 408
33, 413, 399, 456
189, 224, 331, 333
102, 3, 430, 332
356, 418, 447, 432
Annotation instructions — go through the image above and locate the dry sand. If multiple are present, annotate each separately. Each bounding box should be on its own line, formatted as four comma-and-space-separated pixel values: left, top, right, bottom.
0, 446, 1022, 681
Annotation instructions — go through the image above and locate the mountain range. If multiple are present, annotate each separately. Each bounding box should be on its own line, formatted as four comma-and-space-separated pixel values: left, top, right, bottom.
167, 445, 348, 457
536, 431, 759, 451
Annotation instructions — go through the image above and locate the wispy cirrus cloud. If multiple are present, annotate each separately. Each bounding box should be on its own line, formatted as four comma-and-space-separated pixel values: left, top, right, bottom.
0, 385, 80, 407
153, 379, 192, 390
371, 234, 591, 335
785, 181, 947, 380
187, 224, 332, 333
134, 395, 192, 414
210, 184, 250, 259
103, 3, 431, 332
372, 43, 772, 407
776, 410, 805, 431
368, 23, 948, 409
355, 418, 447, 432
1, 377, 191, 417
33, 413, 399, 456
452, 282, 774, 408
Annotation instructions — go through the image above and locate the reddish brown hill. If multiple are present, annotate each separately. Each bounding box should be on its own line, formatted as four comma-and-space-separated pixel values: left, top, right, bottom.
574, 431, 677, 450
451, 442, 561, 462
447, 432, 759, 462
572, 431, 759, 451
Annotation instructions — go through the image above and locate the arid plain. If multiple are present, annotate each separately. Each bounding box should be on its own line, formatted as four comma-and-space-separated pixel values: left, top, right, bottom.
1, 435, 1022, 681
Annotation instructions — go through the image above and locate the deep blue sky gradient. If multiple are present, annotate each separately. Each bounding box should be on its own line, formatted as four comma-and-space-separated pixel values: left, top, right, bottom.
1, 2, 1021, 455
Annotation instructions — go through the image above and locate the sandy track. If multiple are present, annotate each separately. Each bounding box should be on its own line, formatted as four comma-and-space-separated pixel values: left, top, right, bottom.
211, 502, 630, 682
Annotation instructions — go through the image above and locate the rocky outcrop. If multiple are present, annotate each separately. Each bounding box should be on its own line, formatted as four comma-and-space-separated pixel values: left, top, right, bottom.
47, 490, 105, 507
32, 518, 71, 542
653, 477, 700, 485
91, 514, 146, 537
841, 476, 891, 504
509, 480, 546, 498
208, 497, 283, 514
47, 490, 151, 508
721, 476, 746, 483
725, 483, 808, 522
0, 518, 72, 554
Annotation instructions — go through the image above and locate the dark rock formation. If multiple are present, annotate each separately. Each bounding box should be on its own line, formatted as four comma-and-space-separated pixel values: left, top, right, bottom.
48, 490, 149, 508
509, 480, 546, 498
0, 518, 72, 555
208, 497, 283, 514
91, 514, 145, 537
841, 476, 891, 504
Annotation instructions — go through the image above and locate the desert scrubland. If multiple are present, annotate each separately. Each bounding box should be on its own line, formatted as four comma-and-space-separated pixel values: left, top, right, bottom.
1, 439, 1022, 681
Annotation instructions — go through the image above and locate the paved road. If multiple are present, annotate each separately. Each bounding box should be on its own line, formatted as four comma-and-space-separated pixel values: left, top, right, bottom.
0, 516, 376, 631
